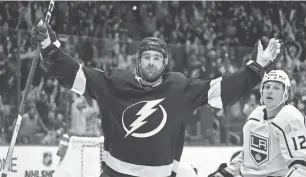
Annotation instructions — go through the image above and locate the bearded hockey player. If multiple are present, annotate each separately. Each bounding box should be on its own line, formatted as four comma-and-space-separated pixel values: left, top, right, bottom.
208, 70, 306, 177
30, 17, 281, 177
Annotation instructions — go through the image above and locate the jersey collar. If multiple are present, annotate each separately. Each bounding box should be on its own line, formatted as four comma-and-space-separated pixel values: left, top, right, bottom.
135, 76, 162, 88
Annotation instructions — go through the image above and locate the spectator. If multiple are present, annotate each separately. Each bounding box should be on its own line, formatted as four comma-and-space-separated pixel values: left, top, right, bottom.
242, 93, 260, 117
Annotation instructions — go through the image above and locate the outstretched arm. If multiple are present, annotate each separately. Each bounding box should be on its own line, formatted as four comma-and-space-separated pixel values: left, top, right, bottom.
186, 38, 282, 110
30, 19, 106, 100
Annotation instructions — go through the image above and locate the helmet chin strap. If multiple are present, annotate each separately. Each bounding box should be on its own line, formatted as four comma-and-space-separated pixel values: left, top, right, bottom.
265, 92, 287, 111
265, 100, 285, 111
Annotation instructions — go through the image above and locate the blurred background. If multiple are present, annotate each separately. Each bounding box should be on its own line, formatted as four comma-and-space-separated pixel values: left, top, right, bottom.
0, 1, 306, 147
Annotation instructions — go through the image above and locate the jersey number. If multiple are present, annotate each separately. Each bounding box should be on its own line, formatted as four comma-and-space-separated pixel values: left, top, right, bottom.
292, 135, 306, 150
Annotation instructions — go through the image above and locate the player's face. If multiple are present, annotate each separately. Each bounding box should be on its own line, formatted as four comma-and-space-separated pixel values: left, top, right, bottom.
139, 50, 165, 82
262, 81, 285, 109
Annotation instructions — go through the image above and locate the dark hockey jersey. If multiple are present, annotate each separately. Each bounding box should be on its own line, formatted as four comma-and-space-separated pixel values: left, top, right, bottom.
44, 48, 261, 177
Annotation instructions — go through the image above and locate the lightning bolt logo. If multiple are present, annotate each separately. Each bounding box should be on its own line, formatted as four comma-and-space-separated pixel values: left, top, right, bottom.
124, 98, 165, 138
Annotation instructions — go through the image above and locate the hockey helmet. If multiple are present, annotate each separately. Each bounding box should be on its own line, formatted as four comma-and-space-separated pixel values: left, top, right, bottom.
260, 70, 291, 106
137, 37, 168, 60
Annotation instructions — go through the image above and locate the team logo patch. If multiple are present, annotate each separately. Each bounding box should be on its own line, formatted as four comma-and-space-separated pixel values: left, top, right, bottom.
43, 152, 53, 167
249, 132, 269, 166
122, 98, 167, 138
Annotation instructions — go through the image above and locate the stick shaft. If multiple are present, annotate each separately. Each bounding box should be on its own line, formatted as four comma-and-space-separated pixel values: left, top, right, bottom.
1, 1, 55, 176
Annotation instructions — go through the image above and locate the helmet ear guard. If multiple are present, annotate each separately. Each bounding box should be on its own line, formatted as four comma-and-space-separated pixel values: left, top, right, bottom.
284, 87, 291, 104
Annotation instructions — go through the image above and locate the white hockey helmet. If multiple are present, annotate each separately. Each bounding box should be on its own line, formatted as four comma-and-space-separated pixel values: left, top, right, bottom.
260, 70, 291, 106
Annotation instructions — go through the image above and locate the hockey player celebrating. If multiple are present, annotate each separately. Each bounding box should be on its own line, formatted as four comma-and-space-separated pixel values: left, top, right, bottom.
208, 70, 306, 177
30, 18, 281, 177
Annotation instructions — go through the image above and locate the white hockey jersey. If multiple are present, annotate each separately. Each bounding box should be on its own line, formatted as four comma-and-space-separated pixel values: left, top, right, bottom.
226, 105, 306, 177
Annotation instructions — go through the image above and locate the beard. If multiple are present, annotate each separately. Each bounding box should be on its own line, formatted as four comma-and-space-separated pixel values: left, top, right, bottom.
139, 65, 164, 82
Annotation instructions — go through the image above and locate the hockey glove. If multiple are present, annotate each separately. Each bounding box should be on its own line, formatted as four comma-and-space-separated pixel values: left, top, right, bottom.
30, 18, 61, 58
247, 38, 282, 78
208, 163, 233, 177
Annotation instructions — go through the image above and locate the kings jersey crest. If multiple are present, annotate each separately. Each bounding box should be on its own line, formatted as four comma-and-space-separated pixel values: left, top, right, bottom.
249, 132, 269, 166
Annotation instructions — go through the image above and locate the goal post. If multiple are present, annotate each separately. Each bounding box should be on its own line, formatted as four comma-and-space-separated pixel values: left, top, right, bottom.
54, 135, 104, 177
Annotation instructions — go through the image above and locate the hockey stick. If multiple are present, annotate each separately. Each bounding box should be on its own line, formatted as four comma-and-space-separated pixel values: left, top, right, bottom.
0, 1, 55, 177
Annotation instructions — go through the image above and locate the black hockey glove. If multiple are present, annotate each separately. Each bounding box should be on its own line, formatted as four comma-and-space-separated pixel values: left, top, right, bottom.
30, 18, 61, 58
208, 163, 233, 177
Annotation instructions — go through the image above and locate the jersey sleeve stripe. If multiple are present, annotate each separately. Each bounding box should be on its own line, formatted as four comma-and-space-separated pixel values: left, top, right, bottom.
172, 160, 179, 173
271, 122, 293, 158
53, 40, 61, 48
208, 77, 223, 109
71, 64, 86, 95
102, 150, 174, 176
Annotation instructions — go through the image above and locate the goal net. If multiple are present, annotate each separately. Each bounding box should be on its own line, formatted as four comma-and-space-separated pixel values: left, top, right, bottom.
53, 136, 104, 177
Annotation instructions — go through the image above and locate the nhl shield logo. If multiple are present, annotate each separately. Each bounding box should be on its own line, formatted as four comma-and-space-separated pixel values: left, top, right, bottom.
249, 132, 269, 166
43, 152, 53, 167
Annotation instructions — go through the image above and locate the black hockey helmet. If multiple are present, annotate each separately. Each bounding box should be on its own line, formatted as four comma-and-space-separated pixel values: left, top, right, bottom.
136, 37, 168, 78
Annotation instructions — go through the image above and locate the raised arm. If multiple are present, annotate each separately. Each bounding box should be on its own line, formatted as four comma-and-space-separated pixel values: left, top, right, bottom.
30, 19, 106, 100
186, 39, 282, 110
